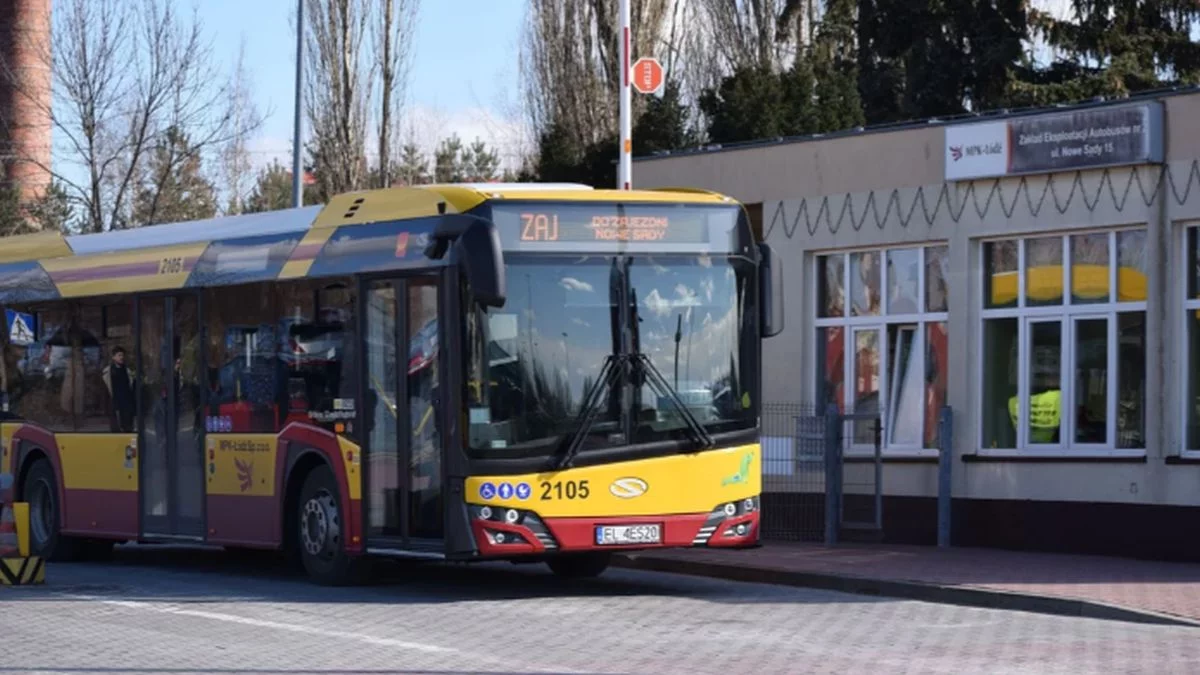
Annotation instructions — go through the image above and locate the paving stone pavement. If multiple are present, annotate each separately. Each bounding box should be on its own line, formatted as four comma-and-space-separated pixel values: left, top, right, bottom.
2, 546, 1200, 674
619, 542, 1200, 623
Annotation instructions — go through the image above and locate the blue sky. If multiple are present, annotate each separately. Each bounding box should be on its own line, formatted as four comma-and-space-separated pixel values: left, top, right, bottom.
198, 0, 528, 167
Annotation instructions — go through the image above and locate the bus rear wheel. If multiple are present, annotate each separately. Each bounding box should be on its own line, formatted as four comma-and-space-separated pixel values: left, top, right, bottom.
546, 552, 611, 579
295, 464, 366, 586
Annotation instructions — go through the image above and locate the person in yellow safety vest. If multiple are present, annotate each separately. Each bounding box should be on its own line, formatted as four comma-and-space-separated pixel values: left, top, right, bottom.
1009, 390, 1062, 443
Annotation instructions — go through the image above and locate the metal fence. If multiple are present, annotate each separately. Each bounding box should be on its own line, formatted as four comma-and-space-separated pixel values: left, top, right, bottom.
759, 402, 954, 547
760, 402, 828, 542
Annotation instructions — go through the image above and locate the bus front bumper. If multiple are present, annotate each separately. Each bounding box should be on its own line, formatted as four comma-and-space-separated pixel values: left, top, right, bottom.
467, 497, 760, 559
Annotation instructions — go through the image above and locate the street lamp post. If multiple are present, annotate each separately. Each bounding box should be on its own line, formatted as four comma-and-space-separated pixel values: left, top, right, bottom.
292, 0, 304, 208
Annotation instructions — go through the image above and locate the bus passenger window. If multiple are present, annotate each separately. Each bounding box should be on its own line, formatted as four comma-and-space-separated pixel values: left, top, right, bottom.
275, 280, 357, 438
206, 284, 280, 433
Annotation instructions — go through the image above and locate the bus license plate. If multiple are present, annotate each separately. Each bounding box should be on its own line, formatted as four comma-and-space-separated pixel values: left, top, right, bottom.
595, 524, 662, 546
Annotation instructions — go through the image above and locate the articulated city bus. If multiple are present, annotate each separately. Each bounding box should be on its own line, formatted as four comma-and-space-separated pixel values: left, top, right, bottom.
0, 182, 781, 584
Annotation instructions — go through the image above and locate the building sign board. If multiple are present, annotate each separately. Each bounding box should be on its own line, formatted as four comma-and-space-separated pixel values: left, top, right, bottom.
944, 102, 1164, 181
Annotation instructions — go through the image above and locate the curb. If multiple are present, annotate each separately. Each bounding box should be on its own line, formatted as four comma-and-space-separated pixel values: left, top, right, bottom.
612, 553, 1200, 628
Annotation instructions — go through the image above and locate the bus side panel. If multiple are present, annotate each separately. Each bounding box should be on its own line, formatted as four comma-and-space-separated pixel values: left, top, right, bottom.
276, 424, 363, 554
205, 434, 280, 547
336, 436, 363, 553
55, 433, 138, 538
1, 422, 18, 475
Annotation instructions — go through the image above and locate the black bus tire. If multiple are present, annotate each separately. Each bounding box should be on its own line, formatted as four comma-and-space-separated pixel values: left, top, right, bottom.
22, 458, 83, 562
295, 464, 367, 586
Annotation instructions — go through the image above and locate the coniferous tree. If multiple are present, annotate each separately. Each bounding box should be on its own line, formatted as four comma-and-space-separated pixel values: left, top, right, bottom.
1014, 0, 1200, 104
857, 0, 1029, 123
462, 139, 501, 182
0, 178, 28, 237
634, 81, 698, 154
810, 0, 865, 131
394, 144, 430, 185
699, 65, 791, 144
433, 135, 466, 183
244, 160, 319, 213
132, 127, 219, 226
27, 181, 75, 233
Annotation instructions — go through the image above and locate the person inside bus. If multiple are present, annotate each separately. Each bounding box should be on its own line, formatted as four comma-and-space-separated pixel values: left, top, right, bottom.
103, 345, 135, 433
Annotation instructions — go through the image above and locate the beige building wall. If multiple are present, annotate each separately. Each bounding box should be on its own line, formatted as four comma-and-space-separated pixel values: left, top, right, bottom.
635, 91, 1200, 509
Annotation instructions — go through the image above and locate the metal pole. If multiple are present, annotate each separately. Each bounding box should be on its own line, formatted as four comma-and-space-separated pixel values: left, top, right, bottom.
617, 0, 632, 190
873, 418, 882, 531
937, 407, 953, 548
292, 0, 304, 208
823, 403, 841, 545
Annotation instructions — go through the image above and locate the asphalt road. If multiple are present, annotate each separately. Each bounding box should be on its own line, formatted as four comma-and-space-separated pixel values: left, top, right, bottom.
3, 546, 1200, 674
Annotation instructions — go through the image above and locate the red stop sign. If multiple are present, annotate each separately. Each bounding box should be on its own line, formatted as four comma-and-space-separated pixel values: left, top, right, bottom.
631, 57, 664, 94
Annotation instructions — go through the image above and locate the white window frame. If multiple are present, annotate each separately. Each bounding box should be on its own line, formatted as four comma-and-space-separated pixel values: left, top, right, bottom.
814, 243, 950, 458
1181, 223, 1200, 458
976, 228, 1147, 458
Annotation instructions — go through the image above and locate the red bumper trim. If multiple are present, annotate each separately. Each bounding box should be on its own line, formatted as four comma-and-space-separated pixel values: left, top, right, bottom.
707, 511, 760, 547
471, 518, 546, 557
469, 509, 762, 559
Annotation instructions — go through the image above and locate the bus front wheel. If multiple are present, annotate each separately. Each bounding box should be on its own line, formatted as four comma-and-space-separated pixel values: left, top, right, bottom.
296, 464, 366, 586
546, 552, 611, 579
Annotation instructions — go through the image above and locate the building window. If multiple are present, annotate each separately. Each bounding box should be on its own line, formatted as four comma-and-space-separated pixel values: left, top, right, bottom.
1185, 226, 1200, 452
980, 229, 1146, 454
815, 244, 949, 453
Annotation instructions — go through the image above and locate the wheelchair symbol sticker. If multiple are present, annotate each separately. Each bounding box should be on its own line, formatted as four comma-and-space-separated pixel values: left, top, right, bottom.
479, 482, 497, 500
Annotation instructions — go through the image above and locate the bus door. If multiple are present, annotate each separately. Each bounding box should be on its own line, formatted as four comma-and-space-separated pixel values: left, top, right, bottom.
137, 293, 206, 539
361, 275, 445, 552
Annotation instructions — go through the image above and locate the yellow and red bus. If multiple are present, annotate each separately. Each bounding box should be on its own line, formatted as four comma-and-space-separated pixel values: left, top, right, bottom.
0, 182, 780, 584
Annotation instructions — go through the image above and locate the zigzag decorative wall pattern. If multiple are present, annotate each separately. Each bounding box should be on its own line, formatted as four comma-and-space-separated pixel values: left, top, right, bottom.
765, 159, 1200, 239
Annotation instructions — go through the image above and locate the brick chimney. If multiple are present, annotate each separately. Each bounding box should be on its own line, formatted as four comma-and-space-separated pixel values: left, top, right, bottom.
0, 0, 52, 206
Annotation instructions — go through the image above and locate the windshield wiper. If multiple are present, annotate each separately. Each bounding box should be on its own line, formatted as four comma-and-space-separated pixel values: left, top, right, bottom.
554, 353, 626, 469
633, 352, 715, 450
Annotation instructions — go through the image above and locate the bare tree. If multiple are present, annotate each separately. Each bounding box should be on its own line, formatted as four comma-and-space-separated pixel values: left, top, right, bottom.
520, 0, 675, 159
303, 0, 419, 197
303, 0, 372, 199
373, 0, 420, 188
693, 0, 812, 73
0, 0, 265, 232
219, 40, 262, 215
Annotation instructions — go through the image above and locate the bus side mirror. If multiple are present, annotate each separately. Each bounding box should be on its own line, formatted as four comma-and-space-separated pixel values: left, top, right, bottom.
759, 242, 783, 338
428, 215, 507, 309
456, 219, 507, 309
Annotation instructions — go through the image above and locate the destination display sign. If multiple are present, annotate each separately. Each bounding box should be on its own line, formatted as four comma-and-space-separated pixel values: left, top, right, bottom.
491, 202, 735, 253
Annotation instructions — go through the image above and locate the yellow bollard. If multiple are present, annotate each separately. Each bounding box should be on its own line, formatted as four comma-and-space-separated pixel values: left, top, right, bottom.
13, 502, 29, 557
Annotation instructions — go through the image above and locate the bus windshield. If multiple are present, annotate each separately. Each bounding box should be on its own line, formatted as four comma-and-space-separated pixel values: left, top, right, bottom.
465, 251, 759, 459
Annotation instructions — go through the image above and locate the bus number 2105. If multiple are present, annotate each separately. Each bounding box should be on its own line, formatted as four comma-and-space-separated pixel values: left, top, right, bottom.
541, 479, 590, 500
158, 257, 185, 274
